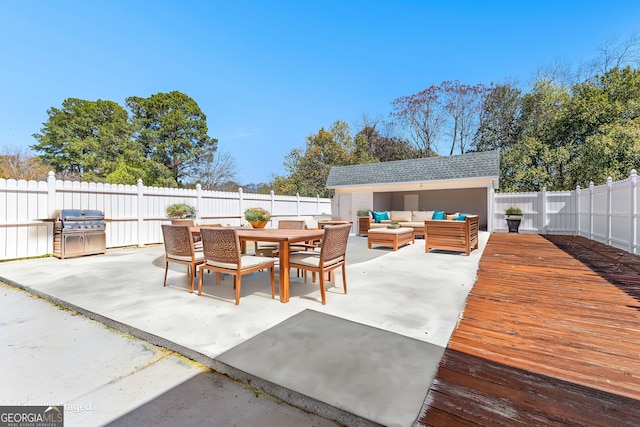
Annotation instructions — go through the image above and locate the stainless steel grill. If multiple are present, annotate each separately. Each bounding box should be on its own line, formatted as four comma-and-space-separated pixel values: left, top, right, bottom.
53, 209, 107, 259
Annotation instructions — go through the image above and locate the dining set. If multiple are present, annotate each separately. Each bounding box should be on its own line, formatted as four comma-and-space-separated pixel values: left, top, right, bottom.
161, 219, 351, 305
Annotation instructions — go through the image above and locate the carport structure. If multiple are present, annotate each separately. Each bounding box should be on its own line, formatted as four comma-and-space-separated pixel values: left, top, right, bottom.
326, 150, 500, 231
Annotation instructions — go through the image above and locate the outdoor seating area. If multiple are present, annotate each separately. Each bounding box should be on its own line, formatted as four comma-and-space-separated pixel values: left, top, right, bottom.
163, 220, 348, 305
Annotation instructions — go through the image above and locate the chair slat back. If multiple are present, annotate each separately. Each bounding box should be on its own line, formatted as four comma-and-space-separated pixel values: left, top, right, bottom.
278, 220, 306, 229
171, 219, 196, 227
162, 225, 195, 257
320, 223, 351, 261
200, 228, 240, 264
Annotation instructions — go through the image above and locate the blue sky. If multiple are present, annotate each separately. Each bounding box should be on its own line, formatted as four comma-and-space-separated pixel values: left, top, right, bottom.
1, 1, 639, 185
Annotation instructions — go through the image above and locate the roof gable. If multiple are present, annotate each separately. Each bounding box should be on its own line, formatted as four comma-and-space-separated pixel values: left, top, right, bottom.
326, 150, 500, 188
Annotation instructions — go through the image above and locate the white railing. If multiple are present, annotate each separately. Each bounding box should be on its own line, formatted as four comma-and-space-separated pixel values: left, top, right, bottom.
0, 172, 332, 260
491, 170, 639, 254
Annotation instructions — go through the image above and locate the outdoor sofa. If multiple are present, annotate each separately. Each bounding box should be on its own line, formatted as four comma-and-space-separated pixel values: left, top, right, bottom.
363, 210, 456, 238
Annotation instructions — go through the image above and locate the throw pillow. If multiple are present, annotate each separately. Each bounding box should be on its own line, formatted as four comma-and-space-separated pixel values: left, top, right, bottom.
372, 211, 389, 223
452, 214, 468, 221
432, 210, 446, 220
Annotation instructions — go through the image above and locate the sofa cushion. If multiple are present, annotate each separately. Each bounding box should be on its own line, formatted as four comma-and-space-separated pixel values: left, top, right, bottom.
368, 222, 388, 229
453, 213, 469, 221
371, 211, 389, 223
399, 221, 425, 228
412, 210, 434, 221
390, 210, 412, 222
368, 227, 413, 235
432, 210, 446, 220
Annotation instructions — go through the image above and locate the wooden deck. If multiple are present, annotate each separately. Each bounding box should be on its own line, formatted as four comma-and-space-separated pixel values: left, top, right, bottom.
418, 233, 640, 426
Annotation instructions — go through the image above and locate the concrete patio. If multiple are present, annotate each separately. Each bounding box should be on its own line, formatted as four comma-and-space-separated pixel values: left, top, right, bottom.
0, 232, 488, 427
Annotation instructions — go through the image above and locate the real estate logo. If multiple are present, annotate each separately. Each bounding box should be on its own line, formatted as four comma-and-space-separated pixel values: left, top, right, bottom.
0, 405, 63, 427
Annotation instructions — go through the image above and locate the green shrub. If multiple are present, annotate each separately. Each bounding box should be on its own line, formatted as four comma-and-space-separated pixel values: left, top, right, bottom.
244, 207, 270, 221
166, 203, 196, 218
356, 209, 370, 217
505, 207, 522, 216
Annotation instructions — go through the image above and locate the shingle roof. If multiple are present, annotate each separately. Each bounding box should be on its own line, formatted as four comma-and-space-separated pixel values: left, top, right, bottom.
326, 150, 500, 188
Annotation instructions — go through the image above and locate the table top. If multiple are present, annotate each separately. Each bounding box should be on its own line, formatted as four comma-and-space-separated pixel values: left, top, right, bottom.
191, 225, 324, 243
236, 228, 324, 243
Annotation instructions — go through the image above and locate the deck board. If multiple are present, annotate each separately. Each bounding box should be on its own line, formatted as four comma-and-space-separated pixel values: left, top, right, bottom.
418, 233, 640, 426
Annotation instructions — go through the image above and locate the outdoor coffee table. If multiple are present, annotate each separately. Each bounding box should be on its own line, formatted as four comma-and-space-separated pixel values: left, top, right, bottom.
367, 227, 414, 251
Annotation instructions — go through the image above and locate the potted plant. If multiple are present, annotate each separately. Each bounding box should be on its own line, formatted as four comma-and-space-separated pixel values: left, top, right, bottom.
244, 207, 270, 228
356, 209, 371, 236
505, 207, 523, 233
166, 203, 196, 219
387, 221, 400, 229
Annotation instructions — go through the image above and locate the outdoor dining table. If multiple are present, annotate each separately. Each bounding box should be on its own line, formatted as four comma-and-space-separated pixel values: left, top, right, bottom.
190, 226, 325, 303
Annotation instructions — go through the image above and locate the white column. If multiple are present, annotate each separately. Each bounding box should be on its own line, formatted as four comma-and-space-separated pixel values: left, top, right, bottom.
630, 169, 637, 254
487, 185, 495, 233
575, 185, 581, 237
137, 179, 144, 247
541, 186, 547, 234
589, 181, 594, 240
238, 187, 244, 225
606, 177, 613, 245
196, 183, 202, 223
270, 190, 275, 218
47, 171, 56, 219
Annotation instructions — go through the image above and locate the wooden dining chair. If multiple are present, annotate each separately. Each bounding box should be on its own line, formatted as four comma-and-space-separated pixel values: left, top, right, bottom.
161, 224, 205, 293
198, 228, 275, 305
170, 218, 203, 247
257, 219, 307, 254
288, 223, 351, 304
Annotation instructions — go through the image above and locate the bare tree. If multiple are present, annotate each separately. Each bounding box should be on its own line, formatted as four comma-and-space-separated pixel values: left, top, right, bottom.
0, 145, 50, 180
441, 81, 487, 155
189, 149, 238, 190
389, 85, 445, 156
596, 32, 640, 74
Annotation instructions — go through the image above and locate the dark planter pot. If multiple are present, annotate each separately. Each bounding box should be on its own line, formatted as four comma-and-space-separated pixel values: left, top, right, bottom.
505, 215, 522, 233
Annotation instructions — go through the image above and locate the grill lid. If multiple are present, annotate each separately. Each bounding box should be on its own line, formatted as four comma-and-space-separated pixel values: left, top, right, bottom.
59, 209, 105, 222
59, 209, 104, 221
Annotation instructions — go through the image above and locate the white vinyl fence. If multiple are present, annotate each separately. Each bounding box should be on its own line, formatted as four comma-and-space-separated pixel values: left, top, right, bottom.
0, 172, 332, 260
3, 170, 638, 260
491, 170, 639, 254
